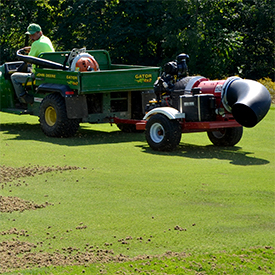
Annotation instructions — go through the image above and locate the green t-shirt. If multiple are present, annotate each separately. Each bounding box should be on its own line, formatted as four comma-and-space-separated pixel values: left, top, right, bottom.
29, 35, 55, 57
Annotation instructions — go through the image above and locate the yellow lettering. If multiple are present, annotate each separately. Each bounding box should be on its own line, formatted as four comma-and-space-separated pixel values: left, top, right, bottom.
66, 75, 78, 80
135, 74, 152, 79
144, 78, 152, 83
67, 81, 79, 86
46, 74, 56, 78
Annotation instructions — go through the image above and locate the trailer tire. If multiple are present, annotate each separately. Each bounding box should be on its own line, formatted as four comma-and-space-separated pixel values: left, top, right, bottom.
39, 93, 80, 137
145, 114, 181, 151
207, 127, 243, 146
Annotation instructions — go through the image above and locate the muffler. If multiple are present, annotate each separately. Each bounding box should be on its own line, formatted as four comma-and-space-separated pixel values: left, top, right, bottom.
222, 77, 271, 127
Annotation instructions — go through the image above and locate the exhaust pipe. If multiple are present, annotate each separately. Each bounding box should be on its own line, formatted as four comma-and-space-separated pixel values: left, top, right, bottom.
16, 49, 67, 70
222, 77, 271, 127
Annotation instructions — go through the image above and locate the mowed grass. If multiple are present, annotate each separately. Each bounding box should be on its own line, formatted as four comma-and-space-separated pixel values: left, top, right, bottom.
0, 107, 274, 274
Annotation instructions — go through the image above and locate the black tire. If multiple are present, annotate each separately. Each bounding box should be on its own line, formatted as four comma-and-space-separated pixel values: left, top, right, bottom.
145, 114, 182, 151
207, 127, 243, 146
39, 93, 80, 137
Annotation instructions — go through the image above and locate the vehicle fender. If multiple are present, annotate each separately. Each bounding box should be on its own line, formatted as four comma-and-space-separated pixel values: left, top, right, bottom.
37, 83, 88, 119
37, 83, 72, 97
143, 107, 185, 120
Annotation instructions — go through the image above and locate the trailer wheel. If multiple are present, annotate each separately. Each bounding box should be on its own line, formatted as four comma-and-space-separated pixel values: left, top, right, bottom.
39, 93, 80, 137
145, 114, 181, 151
207, 127, 243, 146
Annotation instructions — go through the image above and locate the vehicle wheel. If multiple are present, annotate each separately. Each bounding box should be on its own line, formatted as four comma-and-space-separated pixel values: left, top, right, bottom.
39, 93, 80, 137
145, 114, 182, 151
207, 127, 243, 146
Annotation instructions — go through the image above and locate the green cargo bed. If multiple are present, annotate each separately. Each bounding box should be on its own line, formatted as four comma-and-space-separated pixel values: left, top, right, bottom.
36, 50, 160, 93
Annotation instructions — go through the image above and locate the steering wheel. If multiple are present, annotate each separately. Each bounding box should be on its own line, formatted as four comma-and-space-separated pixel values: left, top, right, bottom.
16, 48, 66, 71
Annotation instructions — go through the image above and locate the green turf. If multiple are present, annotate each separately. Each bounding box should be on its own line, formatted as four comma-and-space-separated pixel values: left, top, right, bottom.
0, 107, 274, 274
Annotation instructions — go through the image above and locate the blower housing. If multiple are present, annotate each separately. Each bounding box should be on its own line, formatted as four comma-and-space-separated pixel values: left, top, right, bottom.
150, 54, 271, 128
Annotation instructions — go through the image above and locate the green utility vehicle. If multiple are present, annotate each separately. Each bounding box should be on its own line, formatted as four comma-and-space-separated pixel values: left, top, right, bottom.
0, 48, 160, 137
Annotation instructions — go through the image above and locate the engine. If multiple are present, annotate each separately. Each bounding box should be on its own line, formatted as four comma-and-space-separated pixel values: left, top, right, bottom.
70, 53, 99, 72
67, 48, 100, 72
74, 56, 99, 72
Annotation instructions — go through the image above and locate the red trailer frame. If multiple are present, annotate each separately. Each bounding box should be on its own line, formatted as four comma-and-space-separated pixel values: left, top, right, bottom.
112, 115, 242, 133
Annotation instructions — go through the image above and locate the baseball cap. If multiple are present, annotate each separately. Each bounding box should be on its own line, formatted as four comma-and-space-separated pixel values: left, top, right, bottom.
25, 23, 42, 35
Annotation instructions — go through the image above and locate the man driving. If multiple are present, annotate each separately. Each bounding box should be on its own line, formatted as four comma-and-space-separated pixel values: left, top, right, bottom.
11, 23, 55, 104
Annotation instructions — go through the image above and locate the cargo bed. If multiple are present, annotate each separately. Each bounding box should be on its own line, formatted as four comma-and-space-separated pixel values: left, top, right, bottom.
36, 50, 160, 93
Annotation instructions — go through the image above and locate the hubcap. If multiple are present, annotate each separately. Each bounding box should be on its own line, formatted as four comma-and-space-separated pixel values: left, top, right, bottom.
45, 106, 57, 126
212, 130, 226, 139
150, 122, 164, 143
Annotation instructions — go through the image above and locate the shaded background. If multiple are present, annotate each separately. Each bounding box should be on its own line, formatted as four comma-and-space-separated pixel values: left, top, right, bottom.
1, 0, 274, 80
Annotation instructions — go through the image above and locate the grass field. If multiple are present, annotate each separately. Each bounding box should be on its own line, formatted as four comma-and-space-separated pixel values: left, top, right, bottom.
0, 106, 274, 274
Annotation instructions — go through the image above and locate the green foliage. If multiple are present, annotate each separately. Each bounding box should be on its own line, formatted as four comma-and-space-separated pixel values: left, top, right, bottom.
0, 0, 274, 80
237, 0, 275, 80
258, 77, 275, 103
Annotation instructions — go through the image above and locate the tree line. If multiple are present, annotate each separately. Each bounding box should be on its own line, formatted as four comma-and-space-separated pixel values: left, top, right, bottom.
1, 0, 274, 80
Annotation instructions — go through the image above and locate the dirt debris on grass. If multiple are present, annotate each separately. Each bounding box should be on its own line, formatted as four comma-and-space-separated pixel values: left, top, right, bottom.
1, 164, 273, 273
0, 196, 53, 213
0, 164, 81, 184
0, 165, 81, 213
0, 225, 189, 274
0, 239, 186, 274
0, 228, 29, 237
1, 241, 273, 274
174, 225, 187, 231
0, 164, 193, 273
0, 240, 115, 272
